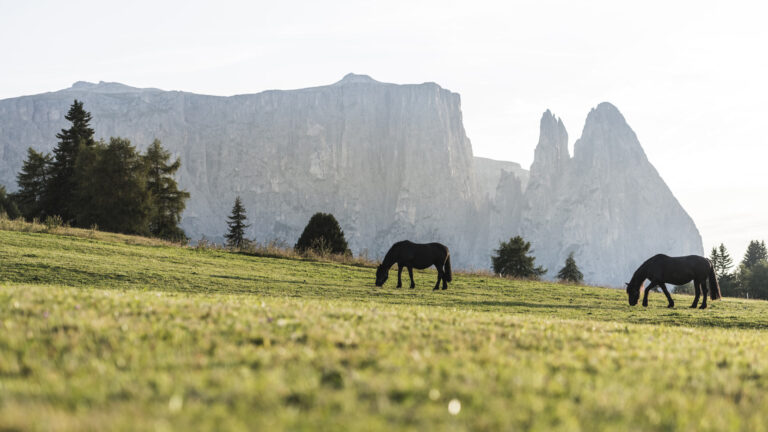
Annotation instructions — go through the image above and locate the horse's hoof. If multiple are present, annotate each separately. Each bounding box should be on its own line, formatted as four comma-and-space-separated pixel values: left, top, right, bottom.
699, 304, 707, 310
642, 303, 648, 307
442, 287, 447, 290
667, 304, 674, 308
410, 285, 415, 289
433, 287, 439, 291
396, 285, 402, 289
690, 305, 697, 308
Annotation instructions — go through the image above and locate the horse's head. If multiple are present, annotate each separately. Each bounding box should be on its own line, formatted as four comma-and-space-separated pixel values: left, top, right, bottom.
375, 265, 389, 287
626, 282, 640, 306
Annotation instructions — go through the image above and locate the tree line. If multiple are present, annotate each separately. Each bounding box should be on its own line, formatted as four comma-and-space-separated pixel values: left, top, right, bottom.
708, 240, 768, 299
6, 100, 189, 241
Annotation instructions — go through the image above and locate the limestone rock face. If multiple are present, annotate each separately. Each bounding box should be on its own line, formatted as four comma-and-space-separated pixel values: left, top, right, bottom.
0, 75, 487, 268
518, 103, 703, 285
0, 78, 703, 285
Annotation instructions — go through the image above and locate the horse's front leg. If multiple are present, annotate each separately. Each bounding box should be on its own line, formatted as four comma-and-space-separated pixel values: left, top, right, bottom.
642, 282, 656, 307
396, 264, 403, 288
659, 283, 674, 308
699, 279, 709, 309
407, 267, 415, 289
690, 280, 701, 308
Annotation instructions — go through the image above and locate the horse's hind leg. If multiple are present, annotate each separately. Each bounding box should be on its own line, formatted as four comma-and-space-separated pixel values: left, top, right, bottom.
433, 266, 442, 291
699, 279, 709, 309
659, 283, 674, 308
690, 280, 701, 308
396, 264, 403, 288
407, 266, 415, 289
441, 265, 448, 290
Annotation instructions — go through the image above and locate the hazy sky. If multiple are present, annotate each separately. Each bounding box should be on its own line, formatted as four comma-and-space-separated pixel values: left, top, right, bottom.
2, 0, 766, 261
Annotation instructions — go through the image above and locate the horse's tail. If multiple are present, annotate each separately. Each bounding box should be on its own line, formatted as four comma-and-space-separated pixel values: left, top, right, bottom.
709, 262, 722, 300
444, 253, 453, 282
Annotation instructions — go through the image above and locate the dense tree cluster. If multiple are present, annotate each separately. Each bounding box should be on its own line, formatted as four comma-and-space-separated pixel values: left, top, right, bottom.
710, 241, 768, 299
11, 100, 189, 240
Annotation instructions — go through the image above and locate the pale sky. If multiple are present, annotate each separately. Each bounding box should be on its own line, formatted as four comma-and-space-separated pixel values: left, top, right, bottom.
2, 0, 766, 262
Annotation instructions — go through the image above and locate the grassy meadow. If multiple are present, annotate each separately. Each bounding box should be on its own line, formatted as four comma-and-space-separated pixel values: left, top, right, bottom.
2, 227, 768, 431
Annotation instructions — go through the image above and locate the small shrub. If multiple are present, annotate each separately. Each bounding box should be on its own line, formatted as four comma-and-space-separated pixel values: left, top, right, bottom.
44, 215, 64, 230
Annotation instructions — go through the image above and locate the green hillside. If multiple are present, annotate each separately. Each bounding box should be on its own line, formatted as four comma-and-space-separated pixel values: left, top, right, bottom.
1, 228, 768, 431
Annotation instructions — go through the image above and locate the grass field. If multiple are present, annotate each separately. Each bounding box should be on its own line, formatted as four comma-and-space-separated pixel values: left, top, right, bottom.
2, 229, 768, 431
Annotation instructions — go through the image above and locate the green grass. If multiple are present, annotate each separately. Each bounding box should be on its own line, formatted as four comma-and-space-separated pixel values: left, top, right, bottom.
2, 229, 768, 431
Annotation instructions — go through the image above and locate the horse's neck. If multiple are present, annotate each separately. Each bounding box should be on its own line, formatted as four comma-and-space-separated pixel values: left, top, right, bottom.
381, 248, 397, 269
630, 264, 648, 286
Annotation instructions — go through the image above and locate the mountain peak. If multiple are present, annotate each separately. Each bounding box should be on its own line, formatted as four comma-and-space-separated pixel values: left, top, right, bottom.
66, 81, 159, 94
528, 109, 569, 185
334, 73, 379, 86
574, 102, 647, 166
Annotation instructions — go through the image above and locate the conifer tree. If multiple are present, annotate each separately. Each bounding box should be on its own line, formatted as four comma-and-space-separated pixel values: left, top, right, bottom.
709, 243, 734, 278
15, 147, 53, 219
144, 139, 190, 242
74, 137, 151, 234
742, 240, 768, 270
225, 196, 250, 249
491, 236, 546, 279
557, 252, 584, 283
294, 212, 349, 255
46, 100, 95, 222
0, 186, 21, 219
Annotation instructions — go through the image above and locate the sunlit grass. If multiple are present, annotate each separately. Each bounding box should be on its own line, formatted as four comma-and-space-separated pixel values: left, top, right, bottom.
1, 229, 768, 431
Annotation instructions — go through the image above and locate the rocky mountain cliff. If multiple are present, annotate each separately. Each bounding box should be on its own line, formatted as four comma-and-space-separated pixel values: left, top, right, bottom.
0, 76, 703, 285
520, 104, 703, 285
0, 74, 487, 268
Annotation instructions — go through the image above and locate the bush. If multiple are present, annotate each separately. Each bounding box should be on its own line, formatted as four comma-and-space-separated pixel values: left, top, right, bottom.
295, 213, 350, 255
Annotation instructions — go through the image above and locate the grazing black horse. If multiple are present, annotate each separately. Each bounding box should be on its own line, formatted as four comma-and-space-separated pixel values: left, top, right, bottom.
626, 254, 721, 309
375, 241, 452, 290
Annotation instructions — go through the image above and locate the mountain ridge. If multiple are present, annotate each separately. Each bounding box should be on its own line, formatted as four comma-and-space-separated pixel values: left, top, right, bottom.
0, 75, 703, 285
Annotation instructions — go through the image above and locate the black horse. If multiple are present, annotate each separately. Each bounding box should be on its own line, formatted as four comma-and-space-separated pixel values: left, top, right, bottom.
626, 254, 721, 309
375, 241, 452, 290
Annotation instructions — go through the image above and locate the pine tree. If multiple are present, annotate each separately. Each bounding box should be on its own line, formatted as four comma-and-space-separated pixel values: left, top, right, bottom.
557, 252, 583, 283
144, 139, 190, 242
74, 137, 151, 234
742, 262, 768, 300
46, 100, 95, 222
712, 243, 734, 278
491, 236, 546, 279
225, 196, 250, 249
15, 147, 53, 219
742, 240, 768, 270
294, 212, 349, 255
0, 186, 21, 219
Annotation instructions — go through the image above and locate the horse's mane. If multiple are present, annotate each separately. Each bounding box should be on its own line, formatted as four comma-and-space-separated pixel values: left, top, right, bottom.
628, 259, 650, 288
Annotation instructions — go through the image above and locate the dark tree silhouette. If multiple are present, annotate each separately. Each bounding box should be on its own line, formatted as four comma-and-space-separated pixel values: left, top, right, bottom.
145, 139, 190, 242
709, 243, 734, 279
742, 240, 767, 270
74, 137, 151, 235
491, 236, 546, 279
15, 148, 53, 220
46, 100, 95, 222
294, 212, 349, 255
225, 196, 250, 249
557, 252, 583, 283
0, 186, 20, 219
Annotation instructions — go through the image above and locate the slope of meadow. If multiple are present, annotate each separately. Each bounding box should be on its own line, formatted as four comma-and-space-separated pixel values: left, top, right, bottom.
1, 228, 768, 431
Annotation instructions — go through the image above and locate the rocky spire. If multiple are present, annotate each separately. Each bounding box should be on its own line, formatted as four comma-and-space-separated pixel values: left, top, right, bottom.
573, 102, 648, 169
528, 109, 569, 185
